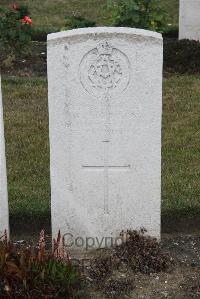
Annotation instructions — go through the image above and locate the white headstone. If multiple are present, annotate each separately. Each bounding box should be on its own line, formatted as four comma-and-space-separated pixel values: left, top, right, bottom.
48, 27, 163, 249
179, 0, 200, 41
0, 76, 9, 237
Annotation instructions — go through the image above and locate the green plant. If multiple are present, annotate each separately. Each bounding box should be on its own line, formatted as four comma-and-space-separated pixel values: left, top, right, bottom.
86, 229, 172, 298
0, 230, 80, 298
113, 229, 173, 274
107, 0, 167, 32
0, 3, 32, 55
62, 15, 96, 30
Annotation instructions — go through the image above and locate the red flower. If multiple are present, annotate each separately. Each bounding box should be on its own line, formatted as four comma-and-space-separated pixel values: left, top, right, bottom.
22, 16, 32, 25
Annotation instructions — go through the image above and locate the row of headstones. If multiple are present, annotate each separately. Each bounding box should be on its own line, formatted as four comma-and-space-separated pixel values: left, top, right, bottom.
0, 0, 199, 245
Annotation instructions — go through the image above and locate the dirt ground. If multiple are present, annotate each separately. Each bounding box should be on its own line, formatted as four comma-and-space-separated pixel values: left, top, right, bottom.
2, 39, 200, 77
11, 230, 200, 298
70, 233, 200, 299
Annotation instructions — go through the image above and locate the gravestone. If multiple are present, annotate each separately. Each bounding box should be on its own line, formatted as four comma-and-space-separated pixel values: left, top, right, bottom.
179, 0, 200, 41
48, 28, 163, 248
0, 76, 9, 237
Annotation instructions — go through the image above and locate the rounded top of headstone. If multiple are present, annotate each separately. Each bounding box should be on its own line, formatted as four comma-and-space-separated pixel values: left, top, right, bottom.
47, 27, 162, 43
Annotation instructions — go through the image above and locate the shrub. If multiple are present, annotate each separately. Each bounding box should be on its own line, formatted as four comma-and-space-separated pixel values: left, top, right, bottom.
107, 0, 167, 32
113, 228, 173, 274
0, 230, 80, 298
89, 229, 173, 279
0, 3, 32, 54
86, 229, 172, 298
62, 16, 96, 30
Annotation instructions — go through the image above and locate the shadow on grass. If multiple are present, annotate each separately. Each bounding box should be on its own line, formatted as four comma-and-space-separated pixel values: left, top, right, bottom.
10, 212, 51, 240
10, 207, 200, 240
162, 208, 200, 234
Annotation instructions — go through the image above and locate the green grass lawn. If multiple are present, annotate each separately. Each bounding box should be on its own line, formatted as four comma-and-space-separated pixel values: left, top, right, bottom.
3, 77, 50, 224
162, 75, 200, 216
1, 0, 179, 31
2, 74, 200, 226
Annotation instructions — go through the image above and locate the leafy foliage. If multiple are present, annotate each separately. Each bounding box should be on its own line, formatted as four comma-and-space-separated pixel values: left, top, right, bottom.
86, 229, 173, 298
113, 229, 173, 274
89, 229, 173, 282
0, 3, 32, 54
62, 16, 96, 30
0, 230, 80, 299
107, 0, 167, 32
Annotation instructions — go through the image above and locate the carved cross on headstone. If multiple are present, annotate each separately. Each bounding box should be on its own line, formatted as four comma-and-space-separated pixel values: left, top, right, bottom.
80, 38, 132, 214
48, 28, 163, 244
82, 161, 131, 214
82, 92, 131, 214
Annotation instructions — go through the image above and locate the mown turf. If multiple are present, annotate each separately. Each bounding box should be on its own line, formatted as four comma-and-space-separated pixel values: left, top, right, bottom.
2, 75, 200, 229
2, 77, 50, 224
162, 75, 200, 215
1, 0, 179, 32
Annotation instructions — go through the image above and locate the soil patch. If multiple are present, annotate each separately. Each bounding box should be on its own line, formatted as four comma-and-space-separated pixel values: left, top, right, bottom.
73, 233, 200, 298
1, 38, 200, 77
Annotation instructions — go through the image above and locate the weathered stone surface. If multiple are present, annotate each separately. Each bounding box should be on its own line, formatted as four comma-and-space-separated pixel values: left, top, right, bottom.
179, 0, 200, 41
0, 76, 9, 237
47, 27, 163, 248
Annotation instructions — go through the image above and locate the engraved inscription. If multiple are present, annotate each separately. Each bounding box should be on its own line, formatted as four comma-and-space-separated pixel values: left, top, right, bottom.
79, 41, 130, 97
63, 44, 70, 69
79, 42, 131, 214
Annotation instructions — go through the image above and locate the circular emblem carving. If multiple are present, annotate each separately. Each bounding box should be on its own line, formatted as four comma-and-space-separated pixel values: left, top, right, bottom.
79, 41, 130, 97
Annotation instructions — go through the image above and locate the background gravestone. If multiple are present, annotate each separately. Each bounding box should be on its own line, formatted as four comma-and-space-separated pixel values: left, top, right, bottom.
179, 0, 200, 41
48, 27, 163, 248
0, 76, 9, 237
